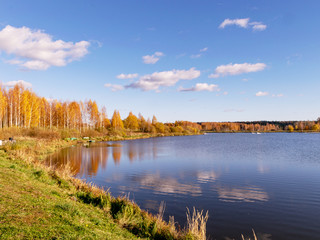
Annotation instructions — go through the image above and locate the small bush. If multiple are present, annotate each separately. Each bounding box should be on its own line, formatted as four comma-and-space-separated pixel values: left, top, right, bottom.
76, 191, 111, 210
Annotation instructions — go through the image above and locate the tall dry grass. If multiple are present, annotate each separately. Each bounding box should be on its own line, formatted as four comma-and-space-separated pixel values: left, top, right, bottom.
186, 207, 209, 240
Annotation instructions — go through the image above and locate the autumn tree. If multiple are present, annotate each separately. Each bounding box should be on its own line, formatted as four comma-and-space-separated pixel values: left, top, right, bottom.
287, 125, 294, 132
111, 110, 124, 129
54, 101, 64, 128
124, 112, 139, 130
90, 101, 99, 128
68, 101, 81, 130
152, 115, 157, 125
0, 85, 7, 128
312, 123, 319, 131
101, 106, 110, 129
138, 113, 148, 132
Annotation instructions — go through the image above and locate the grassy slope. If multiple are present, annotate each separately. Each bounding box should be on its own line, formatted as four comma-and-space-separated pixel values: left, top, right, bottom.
0, 137, 209, 240
0, 149, 141, 239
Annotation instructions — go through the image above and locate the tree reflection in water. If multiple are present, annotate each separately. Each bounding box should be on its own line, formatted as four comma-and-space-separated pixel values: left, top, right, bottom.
45, 140, 158, 177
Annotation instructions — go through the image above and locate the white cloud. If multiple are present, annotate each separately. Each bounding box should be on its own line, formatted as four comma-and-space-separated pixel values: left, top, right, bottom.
209, 63, 266, 78
127, 68, 200, 91
219, 18, 250, 29
256, 91, 269, 97
3, 80, 32, 88
142, 51, 164, 64
116, 73, 138, 79
104, 83, 124, 92
219, 18, 267, 31
251, 22, 267, 31
200, 47, 208, 52
179, 83, 220, 92
0, 25, 90, 70
190, 47, 208, 59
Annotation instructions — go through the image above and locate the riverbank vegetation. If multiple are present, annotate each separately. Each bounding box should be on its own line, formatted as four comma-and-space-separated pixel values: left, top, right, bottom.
0, 137, 209, 239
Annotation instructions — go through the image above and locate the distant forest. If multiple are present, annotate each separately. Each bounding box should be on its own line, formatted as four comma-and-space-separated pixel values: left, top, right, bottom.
199, 120, 320, 132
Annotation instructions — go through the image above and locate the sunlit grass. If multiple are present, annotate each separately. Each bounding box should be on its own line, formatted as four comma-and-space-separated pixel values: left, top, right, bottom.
186, 207, 209, 240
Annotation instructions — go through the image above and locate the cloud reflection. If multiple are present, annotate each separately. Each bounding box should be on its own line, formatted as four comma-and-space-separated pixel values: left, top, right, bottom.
196, 170, 219, 183
130, 173, 202, 196
217, 186, 269, 202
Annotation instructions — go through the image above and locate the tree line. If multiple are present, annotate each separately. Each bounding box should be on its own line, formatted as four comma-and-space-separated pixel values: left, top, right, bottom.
199, 120, 320, 132
0, 83, 201, 135
1, 83, 318, 134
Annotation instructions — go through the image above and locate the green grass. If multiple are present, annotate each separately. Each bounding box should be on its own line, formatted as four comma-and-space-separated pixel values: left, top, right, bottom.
0, 150, 141, 239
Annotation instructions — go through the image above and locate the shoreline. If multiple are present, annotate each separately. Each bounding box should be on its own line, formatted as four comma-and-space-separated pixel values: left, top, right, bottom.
202, 130, 320, 133
0, 134, 207, 240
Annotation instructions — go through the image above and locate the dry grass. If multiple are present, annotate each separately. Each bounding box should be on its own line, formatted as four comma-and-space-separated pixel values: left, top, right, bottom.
157, 201, 166, 223
186, 207, 209, 240
241, 229, 258, 240
169, 215, 177, 233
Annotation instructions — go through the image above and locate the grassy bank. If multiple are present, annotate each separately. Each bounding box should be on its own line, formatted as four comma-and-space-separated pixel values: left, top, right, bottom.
0, 127, 202, 142
0, 135, 208, 239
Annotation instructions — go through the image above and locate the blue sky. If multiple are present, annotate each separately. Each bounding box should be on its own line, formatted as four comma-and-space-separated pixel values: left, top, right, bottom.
0, 0, 319, 122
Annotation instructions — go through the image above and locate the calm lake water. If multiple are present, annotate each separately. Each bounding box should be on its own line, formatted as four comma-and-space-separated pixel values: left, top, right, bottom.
46, 133, 320, 240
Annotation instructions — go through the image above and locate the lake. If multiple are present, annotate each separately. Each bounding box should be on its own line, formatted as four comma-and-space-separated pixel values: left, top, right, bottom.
46, 133, 320, 240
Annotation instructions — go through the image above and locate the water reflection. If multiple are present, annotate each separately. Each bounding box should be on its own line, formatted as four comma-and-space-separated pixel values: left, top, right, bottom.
196, 170, 219, 183
46, 143, 112, 177
143, 199, 160, 211
129, 173, 202, 196
49, 145, 107, 177
112, 146, 122, 165
257, 163, 270, 174
225, 232, 272, 240
216, 185, 269, 202
46, 141, 159, 177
